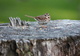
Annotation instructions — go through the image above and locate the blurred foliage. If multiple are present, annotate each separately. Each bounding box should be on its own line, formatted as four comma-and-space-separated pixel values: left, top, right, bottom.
0, 0, 79, 23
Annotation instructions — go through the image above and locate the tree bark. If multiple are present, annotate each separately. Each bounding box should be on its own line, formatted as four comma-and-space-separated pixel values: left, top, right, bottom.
0, 19, 80, 56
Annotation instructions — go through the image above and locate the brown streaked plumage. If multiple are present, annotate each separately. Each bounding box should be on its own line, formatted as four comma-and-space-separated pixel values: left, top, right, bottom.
25, 13, 51, 25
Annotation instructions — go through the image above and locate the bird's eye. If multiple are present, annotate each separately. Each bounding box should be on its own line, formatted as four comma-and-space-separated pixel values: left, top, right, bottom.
48, 17, 50, 18
45, 15, 46, 16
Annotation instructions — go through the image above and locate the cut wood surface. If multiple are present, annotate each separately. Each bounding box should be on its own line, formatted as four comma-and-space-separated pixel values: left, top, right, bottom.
0, 19, 80, 56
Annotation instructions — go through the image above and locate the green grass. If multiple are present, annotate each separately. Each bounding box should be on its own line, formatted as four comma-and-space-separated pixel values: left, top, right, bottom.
0, 0, 79, 23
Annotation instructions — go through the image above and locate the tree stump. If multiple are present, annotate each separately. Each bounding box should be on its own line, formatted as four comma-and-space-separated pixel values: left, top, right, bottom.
0, 18, 80, 56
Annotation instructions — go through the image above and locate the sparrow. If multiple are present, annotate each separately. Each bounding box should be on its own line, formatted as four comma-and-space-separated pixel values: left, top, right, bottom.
25, 13, 51, 25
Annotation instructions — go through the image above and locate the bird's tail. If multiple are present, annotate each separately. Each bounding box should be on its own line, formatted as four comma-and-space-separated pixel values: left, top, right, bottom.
25, 15, 35, 19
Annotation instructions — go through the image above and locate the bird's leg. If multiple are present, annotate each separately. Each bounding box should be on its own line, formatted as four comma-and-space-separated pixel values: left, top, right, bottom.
40, 25, 47, 28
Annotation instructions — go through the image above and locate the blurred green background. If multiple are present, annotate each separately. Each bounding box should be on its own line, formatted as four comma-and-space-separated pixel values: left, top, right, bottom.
0, 0, 80, 23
